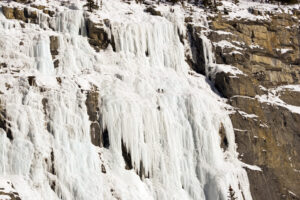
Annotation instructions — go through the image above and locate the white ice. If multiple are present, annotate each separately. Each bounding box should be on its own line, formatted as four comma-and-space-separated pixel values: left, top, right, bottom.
0, 0, 256, 200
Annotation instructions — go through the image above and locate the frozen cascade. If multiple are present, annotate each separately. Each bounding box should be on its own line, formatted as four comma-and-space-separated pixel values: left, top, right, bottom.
54, 10, 86, 35
200, 34, 216, 78
0, 1, 254, 200
111, 19, 186, 73
33, 35, 55, 75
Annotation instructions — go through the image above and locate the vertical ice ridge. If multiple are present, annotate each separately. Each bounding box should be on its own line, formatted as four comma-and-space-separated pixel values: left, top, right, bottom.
111, 19, 187, 73
34, 35, 55, 75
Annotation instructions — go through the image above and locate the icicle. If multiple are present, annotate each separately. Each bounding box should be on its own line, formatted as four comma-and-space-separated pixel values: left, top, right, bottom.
111, 19, 188, 73
54, 10, 86, 35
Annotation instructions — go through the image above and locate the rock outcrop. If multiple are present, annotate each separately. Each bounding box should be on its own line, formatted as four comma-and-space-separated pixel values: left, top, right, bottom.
49, 35, 60, 68
85, 88, 103, 147
2, 5, 54, 23
86, 18, 112, 52
201, 7, 300, 200
209, 11, 300, 88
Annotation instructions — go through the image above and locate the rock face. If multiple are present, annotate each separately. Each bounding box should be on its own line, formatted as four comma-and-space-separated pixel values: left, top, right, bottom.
215, 73, 258, 98
209, 11, 300, 88
2, 5, 54, 23
202, 8, 300, 200
86, 18, 112, 52
49, 36, 59, 68
85, 89, 102, 147
187, 24, 206, 74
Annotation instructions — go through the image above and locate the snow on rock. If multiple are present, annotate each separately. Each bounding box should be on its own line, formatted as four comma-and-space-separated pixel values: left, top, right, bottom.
276, 48, 293, 54
0, 177, 21, 200
213, 40, 243, 51
200, 33, 245, 79
218, 0, 300, 21
256, 85, 300, 114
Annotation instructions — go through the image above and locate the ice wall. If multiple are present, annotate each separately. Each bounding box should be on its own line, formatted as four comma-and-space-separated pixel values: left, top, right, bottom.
0, 1, 253, 200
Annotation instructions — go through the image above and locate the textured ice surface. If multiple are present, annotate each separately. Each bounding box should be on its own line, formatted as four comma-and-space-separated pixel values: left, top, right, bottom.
0, 0, 256, 199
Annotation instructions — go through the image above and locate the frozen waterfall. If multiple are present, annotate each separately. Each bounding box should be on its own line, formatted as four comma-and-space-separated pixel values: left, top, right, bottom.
0, 1, 253, 200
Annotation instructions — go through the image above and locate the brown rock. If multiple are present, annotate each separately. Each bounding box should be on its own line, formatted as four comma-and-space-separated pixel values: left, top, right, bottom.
215, 72, 256, 98
13, 8, 26, 22
2, 6, 15, 19
30, 5, 46, 10
43, 9, 55, 17
184, 17, 193, 23
50, 36, 59, 68
90, 122, 102, 147
85, 90, 99, 122
0, 190, 21, 200
231, 104, 300, 200
101, 164, 106, 173
279, 90, 300, 106
53, 60, 59, 68
50, 36, 59, 57
85, 89, 106, 148
229, 96, 264, 118
144, 7, 162, 17
208, 11, 300, 200
86, 19, 110, 51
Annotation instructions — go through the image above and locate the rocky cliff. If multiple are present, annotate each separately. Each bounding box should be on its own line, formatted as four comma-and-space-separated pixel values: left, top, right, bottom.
0, 0, 299, 200
187, 3, 300, 199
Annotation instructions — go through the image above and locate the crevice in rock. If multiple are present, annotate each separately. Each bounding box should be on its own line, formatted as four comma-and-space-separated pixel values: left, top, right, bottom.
0, 109, 13, 141
121, 140, 133, 170
101, 164, 106, 173
102, 128, 110, 148
50, 149, 56, 175
186, 24, 206, 75
42, 98, 48, 115
219, 123, 228, 151
121, 140, 149, 179
27, 76, 37, 86
50, 180, 56, 192
138, 160, 149, 179
145, 49, 149, 57
178, 28, 184, 45
56, 77, 62, 85
228, 185, 238, 200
